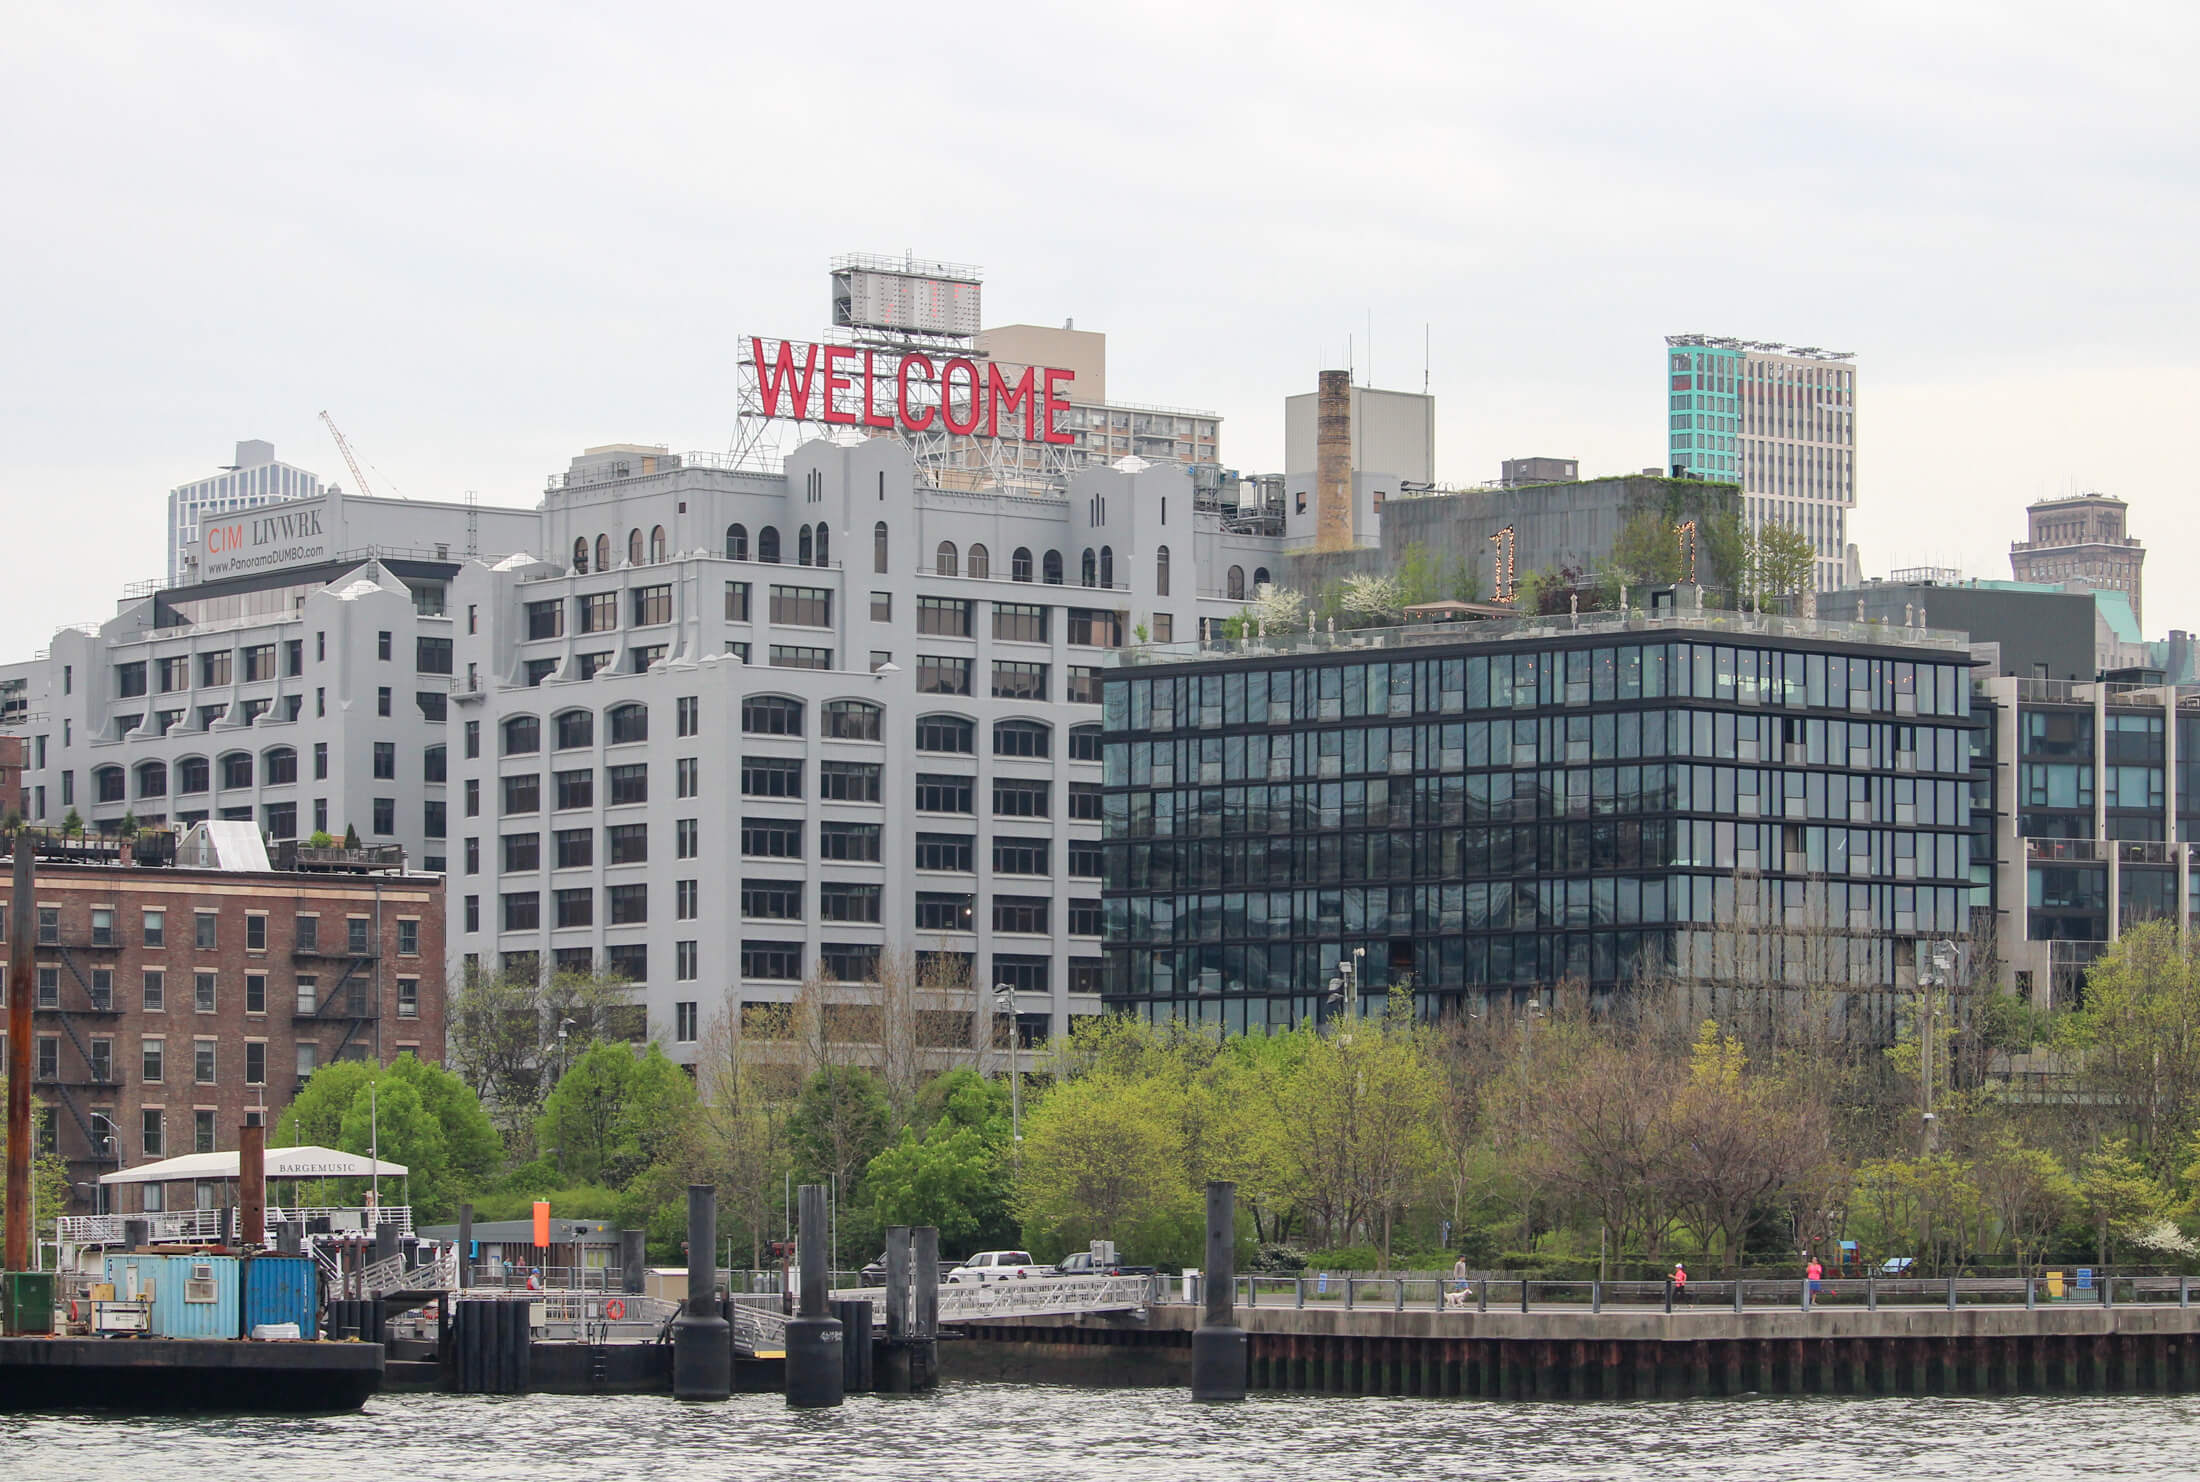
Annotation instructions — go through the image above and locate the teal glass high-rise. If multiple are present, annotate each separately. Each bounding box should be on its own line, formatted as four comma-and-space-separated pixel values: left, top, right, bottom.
1665, 338, 1741, 482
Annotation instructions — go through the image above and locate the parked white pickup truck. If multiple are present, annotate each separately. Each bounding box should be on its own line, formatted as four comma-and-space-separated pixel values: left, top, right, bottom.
945, 1250, 1050, 1284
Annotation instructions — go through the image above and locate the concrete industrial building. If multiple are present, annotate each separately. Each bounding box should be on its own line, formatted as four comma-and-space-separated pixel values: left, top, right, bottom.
2009, 493, 2146, 626
166, 440, 325, 588
1667, 336, 1858, 592
960, 322, 1221, 480
5, 436, 1292, 1065
0, 827, 443, 1212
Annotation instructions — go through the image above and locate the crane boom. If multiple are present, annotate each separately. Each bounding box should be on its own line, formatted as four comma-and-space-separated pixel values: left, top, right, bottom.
319, 410, 373, 499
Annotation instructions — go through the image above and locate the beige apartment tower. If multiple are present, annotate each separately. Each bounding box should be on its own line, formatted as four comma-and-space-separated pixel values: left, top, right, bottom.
2010, 492, 2146, 625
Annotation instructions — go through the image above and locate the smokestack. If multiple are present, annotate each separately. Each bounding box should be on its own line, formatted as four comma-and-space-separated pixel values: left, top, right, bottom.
239, 1118, 266, 1248
1316, 369, 1353, 552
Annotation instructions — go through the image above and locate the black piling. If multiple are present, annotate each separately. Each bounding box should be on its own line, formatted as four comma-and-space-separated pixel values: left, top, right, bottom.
833, 1299, 875, 1392
672, 1184, 730, 1401
913, 1226, 939, 1389
786, 1183, 845, 1408
122, 1218, 150, 1252
621, 1229, 647, 1296
457, 1203, 474, 1290
881, 1224, 915, 1393
1191, 1179, 1247, 1400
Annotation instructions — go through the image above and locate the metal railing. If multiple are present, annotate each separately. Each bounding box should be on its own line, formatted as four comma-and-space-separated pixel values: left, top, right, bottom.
56, 1204, 413, 1246
1203, 1272, 2200, 1313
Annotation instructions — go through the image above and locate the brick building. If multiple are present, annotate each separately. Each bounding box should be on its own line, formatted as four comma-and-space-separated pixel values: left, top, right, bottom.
0, 828, 444, 1212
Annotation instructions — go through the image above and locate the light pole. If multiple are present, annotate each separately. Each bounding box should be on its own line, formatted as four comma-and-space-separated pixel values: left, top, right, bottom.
993, 984, 1021, 1176
1917, 941, 1959, 1155
554, 1019, 576, 1177
89, 1114, 121, 1216
1325, 947, 1366, 1035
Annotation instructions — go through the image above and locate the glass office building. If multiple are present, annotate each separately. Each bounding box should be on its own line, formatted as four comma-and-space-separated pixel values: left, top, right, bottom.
1101, 612, 1983, 1036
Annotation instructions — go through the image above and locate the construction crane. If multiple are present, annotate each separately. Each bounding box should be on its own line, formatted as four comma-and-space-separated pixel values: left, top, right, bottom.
319, 410, 374, 498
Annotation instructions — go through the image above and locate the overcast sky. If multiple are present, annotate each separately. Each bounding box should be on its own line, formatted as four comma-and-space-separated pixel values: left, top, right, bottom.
4, 1, 2195, 652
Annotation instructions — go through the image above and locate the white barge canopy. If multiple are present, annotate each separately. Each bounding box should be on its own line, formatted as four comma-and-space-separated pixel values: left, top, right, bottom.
100, 1144, 408, 1185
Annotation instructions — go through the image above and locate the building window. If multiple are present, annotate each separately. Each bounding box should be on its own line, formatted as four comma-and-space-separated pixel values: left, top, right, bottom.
994, 955, 1050, 997
915, 774, 973, 814
1156, 544, 1170, 596
1067, 667, 1102, 704
1069, 899, 1102, 936
992, 603, 1047, 643
504, 832, 541, 872
993, 837, 1049, 875
742, 757, 802, 799
554, 827, 593, 869
142, 969, 164, 1011
994, 719, 1050, 758
676, 1000, 699, 1041
607, 764, 648, 806
917, 597, 970, 637
994, 778, 1050, 818
577, 592, 618, 634
194, 911, 217, 950
770, 586, 831, 627
916, 713, 974, 753
377, 687, 392, 717
503, 892, 541, 931
741, 879, 804, 920
398, 919, 420, 955
742, 696, 803, 736
373, 741, 396, 779
741, 940, 804, 981
936, 540, 958, 578
526, 599, 565, 640
915, 832, 974, 872
675, 940, 697, 981
195, 1110, 216, 1155
557, 769, 596, 808
676, 757, 700, 797
1068, 839, 1103, 877
819, 882, 881, 923
245, 1041, 267, 1085
725, 581, 751, 621
632, 584, 672, 626
741, 819, 804, 858
916, 657, 971, 696
1012, 548, 1033, 582
416, 636, 454, 674
770, 645, 832, 670
607, 822, 649, 865
676, 818, 698, 858
676, 695, 699, 738
1069, 724, 1102, 762
555, 888, 593, 928
822, 700, 881, 741
819, 760, 880, 802
993, 896, 1050, 934
194, 1038, 217, 1084
1068, 781, 1102, 820
141, 1109, 163, 1158
818, 821, 881, 861
373, 796, 395, 834
141, 1037, 163, 1083
992, 662, 1048, 701
915, 892, 973, 931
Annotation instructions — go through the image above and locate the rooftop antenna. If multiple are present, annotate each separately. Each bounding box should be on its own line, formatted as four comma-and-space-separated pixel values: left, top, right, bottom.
1424, 323, 1430, 396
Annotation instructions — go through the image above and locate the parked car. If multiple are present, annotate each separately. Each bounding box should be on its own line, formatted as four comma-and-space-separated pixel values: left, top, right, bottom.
1052, 1250, 1156, 1278
946, 1251, 1050, 1284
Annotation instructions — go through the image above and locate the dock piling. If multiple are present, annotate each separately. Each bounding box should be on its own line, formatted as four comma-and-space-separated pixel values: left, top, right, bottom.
1190, 1179, 1247, 1401
786, 1183, 845, 1408
671, 1184, 730, 1401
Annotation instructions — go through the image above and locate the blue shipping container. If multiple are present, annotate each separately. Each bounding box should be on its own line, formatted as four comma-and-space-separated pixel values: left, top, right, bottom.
243, 1253, 319, 1338
102, 1253, 244, 1340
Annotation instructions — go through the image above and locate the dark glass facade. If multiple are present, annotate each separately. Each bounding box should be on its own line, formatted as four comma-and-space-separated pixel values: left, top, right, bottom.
1101, 623, 1981, 1032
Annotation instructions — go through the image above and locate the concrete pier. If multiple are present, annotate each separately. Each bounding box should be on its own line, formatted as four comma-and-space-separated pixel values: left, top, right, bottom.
0, 1336, 382, 1412
947, 1301, 2200, 1399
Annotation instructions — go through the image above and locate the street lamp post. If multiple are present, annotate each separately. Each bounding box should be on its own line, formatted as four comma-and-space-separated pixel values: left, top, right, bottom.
89, 1114, 121, 1216
992, 985, 1021, 1176
553, 1018, 577, 1177
1325, 947, 1367, 1034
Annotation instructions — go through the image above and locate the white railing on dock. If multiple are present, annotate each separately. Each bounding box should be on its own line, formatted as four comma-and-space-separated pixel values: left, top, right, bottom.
57, 1204, 412, 1246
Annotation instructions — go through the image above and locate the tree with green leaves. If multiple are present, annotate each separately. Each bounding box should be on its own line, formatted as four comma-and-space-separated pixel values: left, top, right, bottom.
865, 1070, 1016, 1251
444, 961, 637, 1150
0, 1079, 72, 1249
2054, 920, 2200, 1178
1745, 519, 1818, 610
2077, 1139, 2168, 1268
274, 1053, 500, 1220
536, 1040, 697, 1188
1014, 1069, 1190, 1257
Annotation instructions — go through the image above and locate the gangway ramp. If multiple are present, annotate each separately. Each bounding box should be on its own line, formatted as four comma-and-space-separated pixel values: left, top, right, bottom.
731, 1274, 1154, 1357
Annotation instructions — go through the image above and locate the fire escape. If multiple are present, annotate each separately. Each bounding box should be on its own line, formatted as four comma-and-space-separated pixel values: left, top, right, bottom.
31, 905, 126, 1181
293, 918, 380, 1087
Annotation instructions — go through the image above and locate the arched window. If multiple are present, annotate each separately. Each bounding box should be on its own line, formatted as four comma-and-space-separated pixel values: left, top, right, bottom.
967, 543, 989, 579
798, 526, 814, 566
1253, 566, 1271, 590
175, 756, 209, 795
741, 695, 804, 736
628, 528, 643, 566
1080, 549, 1097, 587
218, 751, 253, 790
1227, 566, 1245, 601
502, 715, 541, 756
993, 719, 1051, 758
1156, 545, 1170, 596
650, 525, 667, 562
1012, 547, 1033, 582
936, 541, 958, 578
595, 534, 611, 572
94, 766, 126, 804
1068, 724, 1103, 762
758, 526, 780, 563
573, 537, 590, 574
135, 760, 167, 799
263, 747, 297, 785
1043, 550, 1063, 585
726, 523, 749, 561
814, 523, 829, 567
1099, 546, 1114, 588
914, 713, 975, 753
554, 709, 593, 749
822, 699, 882, 741
606, 702, 649, 745
874, 521, 889, 574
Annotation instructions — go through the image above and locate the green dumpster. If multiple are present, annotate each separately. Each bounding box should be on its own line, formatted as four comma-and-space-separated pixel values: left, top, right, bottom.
2, 1271, 56, 1334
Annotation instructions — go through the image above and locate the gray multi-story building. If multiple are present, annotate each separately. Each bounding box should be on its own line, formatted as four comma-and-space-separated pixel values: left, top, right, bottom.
7, 436, 1286, 1064
2009, 493, 2146, 627
166, 440, 325, 587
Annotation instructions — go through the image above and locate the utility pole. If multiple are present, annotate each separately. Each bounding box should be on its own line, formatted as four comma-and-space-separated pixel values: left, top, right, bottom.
5, 841, 35, 1276
993, 985, 1021, 1178
1919, 940, 1955, 1156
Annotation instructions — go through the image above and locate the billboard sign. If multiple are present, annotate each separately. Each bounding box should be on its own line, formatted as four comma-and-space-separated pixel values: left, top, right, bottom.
748, 338, 1075, 446
196, 499, 331, 581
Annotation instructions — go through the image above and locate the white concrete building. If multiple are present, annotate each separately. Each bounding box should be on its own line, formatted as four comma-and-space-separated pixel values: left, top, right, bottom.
166, 440, 325, 587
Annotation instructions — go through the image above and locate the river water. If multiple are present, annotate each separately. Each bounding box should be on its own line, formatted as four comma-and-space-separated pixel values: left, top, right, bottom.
4, 1383, 2196, 1480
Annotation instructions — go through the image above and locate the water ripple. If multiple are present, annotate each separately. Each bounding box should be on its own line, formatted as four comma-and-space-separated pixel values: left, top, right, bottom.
5, 1383, 2199, 1480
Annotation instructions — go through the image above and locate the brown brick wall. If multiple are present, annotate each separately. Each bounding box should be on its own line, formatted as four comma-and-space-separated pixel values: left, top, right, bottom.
0, 861, 445, 1209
